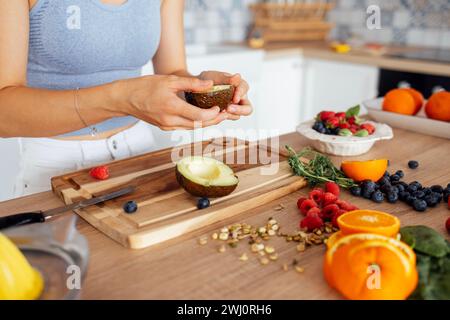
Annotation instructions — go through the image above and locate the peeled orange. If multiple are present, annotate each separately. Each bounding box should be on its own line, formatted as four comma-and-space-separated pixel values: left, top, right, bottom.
324, 233, 418, 300
337, 210, 400, 238
341, 159, 388, 182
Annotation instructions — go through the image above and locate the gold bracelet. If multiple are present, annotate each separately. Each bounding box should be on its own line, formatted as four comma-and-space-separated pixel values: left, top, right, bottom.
74, 88, 97, 136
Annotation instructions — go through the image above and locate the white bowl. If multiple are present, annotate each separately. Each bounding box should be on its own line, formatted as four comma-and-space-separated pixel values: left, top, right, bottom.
296, 120, 394, 156
362, 98, 450, 140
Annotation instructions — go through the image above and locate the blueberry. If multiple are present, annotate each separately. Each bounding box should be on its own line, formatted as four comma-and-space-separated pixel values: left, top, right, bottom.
361, 180, 377, 192
407, 196, 418, 206
350, 186, 362, 197
197, 197, 210, 209
371, 191, 385, 203
330, 127, 340, 135
312, 121, 325, 132
408, 160, 419, 169
407, 184, 419, 193
386, 192, 399, 203
123, 200, 138, 214
432, 192, 443, 203
399, 191, 410, 201
412, 199, 427, 212
410, 181, 422, 189
422, 187, 432, 196
319, 127, 327, 134
381, 184, 394, 194
390, 174, 401, 182
396, 184, 406, 193
430, 185, 444, 194
424, 195, 438, 207
444, 191, 450, 203
395, 170, 404, 179
383, 171, 390, 178
413, 190, 425, 199
378, 176, 391, 186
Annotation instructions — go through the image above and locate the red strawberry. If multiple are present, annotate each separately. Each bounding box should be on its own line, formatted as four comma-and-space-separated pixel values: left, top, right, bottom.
320, 204, 340, 221
309, 188, 324, 204
297, 197, 308, 210
320, 111, 336, 122
300, 199, 318, 216
348, 116, 356, 125
335, 199, 358, 212
332, 210, 347, 228
306, 207, 321, 217
325, 181, 340, 197
326, 117, 340, 128
300, 215, 324, 232
336, 112, 346, 120
89, 165, 110, 180
322, 192, 338, 206
360, 123, 376, 135
339, 122, 350, 129
349, 125, 358, 134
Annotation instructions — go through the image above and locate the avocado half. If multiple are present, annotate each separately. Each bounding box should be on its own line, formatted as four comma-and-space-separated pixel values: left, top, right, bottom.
175, 156, 239, 198
185, 85, 235, 111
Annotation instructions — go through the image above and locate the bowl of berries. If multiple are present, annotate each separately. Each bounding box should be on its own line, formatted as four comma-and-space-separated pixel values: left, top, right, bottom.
297, 105, 393, 156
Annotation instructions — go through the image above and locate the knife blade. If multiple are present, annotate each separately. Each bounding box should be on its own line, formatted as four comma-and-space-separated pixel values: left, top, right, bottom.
0, 186, 135, 230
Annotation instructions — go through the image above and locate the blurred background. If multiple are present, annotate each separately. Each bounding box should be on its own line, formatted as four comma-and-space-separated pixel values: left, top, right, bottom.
1, 0, 449, 201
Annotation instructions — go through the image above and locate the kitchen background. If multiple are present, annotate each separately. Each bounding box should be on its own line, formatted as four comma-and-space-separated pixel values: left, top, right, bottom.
1, 0, 449, 201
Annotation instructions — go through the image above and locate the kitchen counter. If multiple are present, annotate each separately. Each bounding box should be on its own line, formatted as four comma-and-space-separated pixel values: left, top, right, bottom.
0, 129, 449, 299
262, 41, 450, 77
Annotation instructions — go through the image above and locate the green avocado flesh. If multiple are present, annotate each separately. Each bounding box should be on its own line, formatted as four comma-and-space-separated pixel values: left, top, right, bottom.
184, 85, 234, 111
176, 156, 238, 198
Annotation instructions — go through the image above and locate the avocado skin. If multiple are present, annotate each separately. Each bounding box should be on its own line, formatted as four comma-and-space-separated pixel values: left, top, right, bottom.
175, 166, 238, 198
185, 86, 235, 111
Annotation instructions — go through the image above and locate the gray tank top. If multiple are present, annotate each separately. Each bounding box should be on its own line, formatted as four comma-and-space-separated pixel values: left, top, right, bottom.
28, 0, 161, 136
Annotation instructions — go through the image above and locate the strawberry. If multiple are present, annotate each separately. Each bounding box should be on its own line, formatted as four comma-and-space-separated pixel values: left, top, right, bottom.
325, 181, 340, 197
360, 123, 376, 135
300, 199, 318, 216
320, 204, 340, 221
332, 210, 347, 228
335, 199, 358, 212
348, 116, 356, 125
339, 122, 350, 129
89, 165, 110, 180
300, 215, 324, 232
322, 192, 338, 206
309, 188, 324, 204
349, 125, 359, 134
326, 117, 340, 128
336, 112, 346, 120
306, 207, 321, 218
296, 197, 308, 211
319, 111, 336, 122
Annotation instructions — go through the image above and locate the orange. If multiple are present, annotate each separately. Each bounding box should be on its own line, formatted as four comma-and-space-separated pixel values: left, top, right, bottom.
341, 159, 388, 182
382, 89, 416, 115
337, 210, 400, 237
401, 88, 424, 114
324, 233, 418, 300
326, 231, 344, 250
425, 91, 450, 122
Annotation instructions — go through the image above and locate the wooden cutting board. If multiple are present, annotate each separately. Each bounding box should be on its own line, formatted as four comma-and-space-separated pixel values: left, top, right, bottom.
51, 138, 307, 249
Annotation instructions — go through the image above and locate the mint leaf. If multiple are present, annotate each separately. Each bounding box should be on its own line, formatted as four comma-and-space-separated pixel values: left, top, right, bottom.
345, 105, 360, 118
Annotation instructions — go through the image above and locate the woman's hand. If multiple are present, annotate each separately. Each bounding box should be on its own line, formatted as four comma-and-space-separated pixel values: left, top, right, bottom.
198, 71, 252, 121
115, 75, 229, 130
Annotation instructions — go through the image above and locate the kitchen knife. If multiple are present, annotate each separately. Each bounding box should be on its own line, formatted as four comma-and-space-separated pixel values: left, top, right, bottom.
0, 186, 135, 230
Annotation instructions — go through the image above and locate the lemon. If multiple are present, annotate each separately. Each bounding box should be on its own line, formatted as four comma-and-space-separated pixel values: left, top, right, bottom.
0, 233, 44, 300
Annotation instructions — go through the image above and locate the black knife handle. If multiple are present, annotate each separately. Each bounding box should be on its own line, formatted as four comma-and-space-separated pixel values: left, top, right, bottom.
0, 211, 46, 230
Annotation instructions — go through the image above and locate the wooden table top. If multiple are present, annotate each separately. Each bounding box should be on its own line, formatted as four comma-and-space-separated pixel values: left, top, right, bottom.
1, 129, 449, 299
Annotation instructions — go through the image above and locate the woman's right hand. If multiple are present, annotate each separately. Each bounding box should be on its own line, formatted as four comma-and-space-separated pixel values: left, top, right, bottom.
113, 75, 228, 131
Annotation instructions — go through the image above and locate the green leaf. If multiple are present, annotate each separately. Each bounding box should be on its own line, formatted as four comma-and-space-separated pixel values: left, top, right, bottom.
400, 226, 449, 258
345, 105, 360, 118
400, 231, 416, 249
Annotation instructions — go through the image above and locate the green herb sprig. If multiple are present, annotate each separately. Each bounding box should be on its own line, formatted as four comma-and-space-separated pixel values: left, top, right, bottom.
286, 146, 357, 189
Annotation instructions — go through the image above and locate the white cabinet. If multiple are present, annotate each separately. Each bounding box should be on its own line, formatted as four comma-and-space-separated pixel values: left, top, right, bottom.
302, 58, 379, 120
257, 52, 304, 138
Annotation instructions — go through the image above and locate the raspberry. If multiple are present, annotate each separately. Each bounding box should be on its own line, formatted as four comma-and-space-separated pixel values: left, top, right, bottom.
322, 192, 338, 206
300, 215, 324, 232
320, 204, 340, 221
446, 217, 450, 235
320, 111, 336, 122
360, 123, 376, 135
306, 207, 321, 218
448, 196, 450, 209
296, 197, 307, 210
300, 199, 318, 216
325, 181, 340, 197
326, 117, 340, 128
332, 210, 347, 228
89, 165, 110, 180
335, 199, 358, 211
309, 188, 324, 204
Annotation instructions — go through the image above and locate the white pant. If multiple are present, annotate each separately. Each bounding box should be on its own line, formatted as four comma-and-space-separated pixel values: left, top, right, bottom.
13, 121, 156, 197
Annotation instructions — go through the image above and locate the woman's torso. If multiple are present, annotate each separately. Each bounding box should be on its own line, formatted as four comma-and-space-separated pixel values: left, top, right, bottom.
27, 0, 161, 138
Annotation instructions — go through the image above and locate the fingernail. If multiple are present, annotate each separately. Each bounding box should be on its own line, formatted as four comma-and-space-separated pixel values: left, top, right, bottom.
228, 106, 236, 113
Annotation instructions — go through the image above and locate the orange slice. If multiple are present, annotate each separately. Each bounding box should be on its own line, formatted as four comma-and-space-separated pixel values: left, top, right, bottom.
337, 210, 400, 237
326, 231, 344, 250
324, 233, 417, 300
341, 159, 388, 182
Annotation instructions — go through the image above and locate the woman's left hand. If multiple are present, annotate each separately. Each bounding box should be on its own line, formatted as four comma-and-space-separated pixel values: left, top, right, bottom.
198, 71, 252, 121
